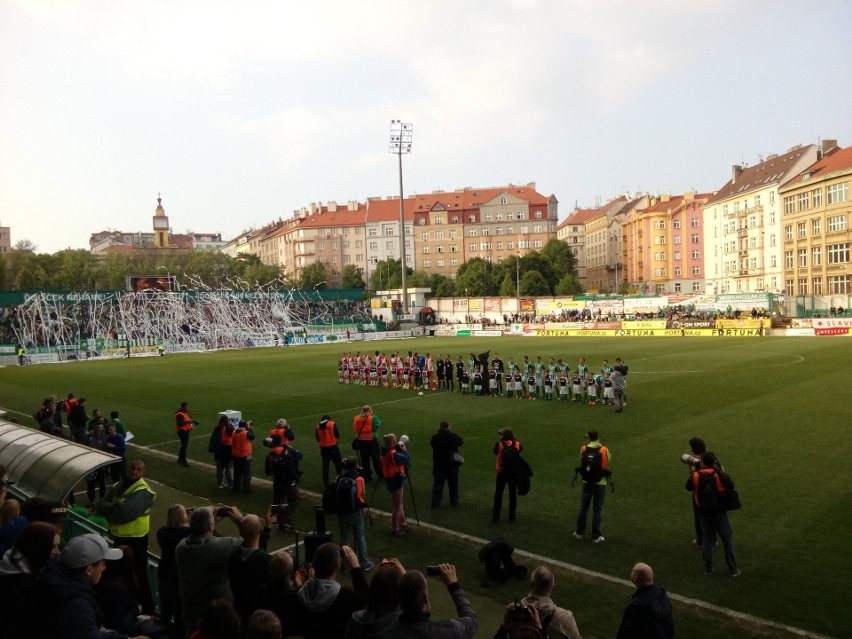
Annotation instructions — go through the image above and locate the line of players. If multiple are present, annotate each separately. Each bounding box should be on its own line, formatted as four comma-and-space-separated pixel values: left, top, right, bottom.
337, 351, 627, 405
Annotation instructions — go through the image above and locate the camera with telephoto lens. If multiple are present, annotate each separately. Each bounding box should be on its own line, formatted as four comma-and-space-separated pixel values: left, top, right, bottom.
681, 454, 701, 468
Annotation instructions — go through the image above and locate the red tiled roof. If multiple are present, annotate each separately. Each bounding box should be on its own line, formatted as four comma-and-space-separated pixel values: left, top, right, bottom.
781, 145, 852, 189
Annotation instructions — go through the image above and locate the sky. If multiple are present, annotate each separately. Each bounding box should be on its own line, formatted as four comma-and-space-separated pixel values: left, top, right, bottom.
1, 0, 851, 255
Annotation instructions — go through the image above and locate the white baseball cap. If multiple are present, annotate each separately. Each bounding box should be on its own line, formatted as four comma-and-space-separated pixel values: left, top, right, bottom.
60, 533, 123, 569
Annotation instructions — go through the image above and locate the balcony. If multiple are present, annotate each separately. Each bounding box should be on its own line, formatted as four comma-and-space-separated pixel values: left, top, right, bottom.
738, 250, 748, 257
737, 228, 748, 237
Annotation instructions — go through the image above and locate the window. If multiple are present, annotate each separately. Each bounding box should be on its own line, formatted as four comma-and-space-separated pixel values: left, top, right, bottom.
691, 233, 700, 243
798, 222, 807, 238
467, 229, 477, 237
768, 234, 776, 247
450, 259, 458, 267
827, 182, 848, 204
755, 194, 761, 207
771, 255, 778, 268
798, 249, 807, 267
828, 275, 850, 294
692, 266, 701, 275
692, 250, 700, 259
435, 217, 443, 224
785, 225, 793, 240
385, 241, 394, 250
674, 236, 681, 244
654, 236, 667, 245
723, 205, 729, 216
534, 211, 542, 219
827, 243, 849, 264
812, 219, 822, 236
798, 192, 810, 211
653, 220, 666, 229
422, 246, 430, 254
691, 218, 699, 227
520, 226, 529, 234
418, 218, 426, 225
734, 202, 740, 213
673, 219, 681, 229
355, 240, 363, 248
436, 259, 444, 267
674, 267, 682, 276
435, 231, 444, 240
812, 277, 822, 294
368, 228, 377, 236
785, 251, 794, 269
812, 246, 822, 266
673, 250, 681, 260
769, 191, 776, 205
480, 242, 492, 250
421, 231, 429, 240
422, 259, 431, 268
812, 188, 822, 207
518, 240, 530, 249
317, 242, 325, 250
369, 242, 378, 251
654, 252, 666, 260
436, 245, 444, 253
828, 215, 847, 232
482, 228, 490, 236
674, 282, 682, 292
749, 215, 757, 228
485, 214, 492, 222
506, 241, 514, 250
468, 215, 476, 223
533, 240, 542, 248
450, 215, 459, 223
784, 196, 795, 214
748, 236, 757, 249
533, 225, 543, 233
469, 243, 477, 252
692, 281, 701, 292
798, 278, 808, 294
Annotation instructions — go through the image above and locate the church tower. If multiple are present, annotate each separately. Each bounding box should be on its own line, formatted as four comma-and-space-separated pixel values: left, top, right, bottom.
152, 194, 170, 248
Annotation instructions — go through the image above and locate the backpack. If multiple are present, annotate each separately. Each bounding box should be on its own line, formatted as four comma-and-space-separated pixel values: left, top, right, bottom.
500, 441, 522, 474
267, 447, 301, 483
576, 445, 610, 484
696, 470, 724, 513
208, 426, 222, 454
334, 476, 360, 514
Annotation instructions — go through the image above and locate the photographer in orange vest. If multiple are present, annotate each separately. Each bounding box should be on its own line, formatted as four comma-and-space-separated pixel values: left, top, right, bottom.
316, 415, 342, 487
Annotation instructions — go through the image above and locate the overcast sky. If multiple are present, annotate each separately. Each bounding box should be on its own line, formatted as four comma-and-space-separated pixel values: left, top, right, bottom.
2, 0, 851, 255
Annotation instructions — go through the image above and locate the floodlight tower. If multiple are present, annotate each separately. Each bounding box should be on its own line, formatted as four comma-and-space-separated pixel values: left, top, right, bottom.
389, 120, 413, 314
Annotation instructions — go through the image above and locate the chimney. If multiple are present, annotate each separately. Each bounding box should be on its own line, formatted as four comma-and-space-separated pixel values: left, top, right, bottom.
732, 165, 743, 183
328, 200, 338, 212
821, 139, 838, 155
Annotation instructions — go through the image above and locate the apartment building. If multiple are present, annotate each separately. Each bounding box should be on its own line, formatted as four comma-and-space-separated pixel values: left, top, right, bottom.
623, 193, 711, 294
702, 144, 819, 295
365, 197, 415, 282
779, 142, 850, 297
0, 222, 10, 254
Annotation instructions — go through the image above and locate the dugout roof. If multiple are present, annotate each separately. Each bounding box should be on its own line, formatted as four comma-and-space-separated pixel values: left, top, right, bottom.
0, 420, 120, 501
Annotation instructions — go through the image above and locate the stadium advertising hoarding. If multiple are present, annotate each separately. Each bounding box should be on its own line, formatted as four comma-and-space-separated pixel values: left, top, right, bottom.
812, 318, 852, 335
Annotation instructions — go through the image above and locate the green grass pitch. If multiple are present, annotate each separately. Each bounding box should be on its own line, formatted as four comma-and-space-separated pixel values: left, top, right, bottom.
1, 336, 850, 639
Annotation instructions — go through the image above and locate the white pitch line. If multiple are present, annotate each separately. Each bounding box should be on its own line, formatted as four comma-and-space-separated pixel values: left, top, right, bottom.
126, 439, 836, 639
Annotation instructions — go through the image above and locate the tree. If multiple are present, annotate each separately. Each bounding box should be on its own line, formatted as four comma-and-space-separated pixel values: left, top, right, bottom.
406, 271, 432, 288
555, 273, 584, 295
299, 262, 328, 289
434, 275, 456, 297
499, 273, 516, 296
342, 264, 366, 289
13, 239, 36, 253
369, 259, 408, 290
541, 239, 577, 282
55, 250, 100, 289
454, 258, 496, 296
519, 271, 550, 296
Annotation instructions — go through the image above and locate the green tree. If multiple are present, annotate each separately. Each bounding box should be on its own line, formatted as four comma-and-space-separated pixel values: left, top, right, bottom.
342, 264, 366, 289
518, 251, 554, 293
540, 239, 577, 282
434, 275, 456, 297
370, 259, 408, 290
55, 250, 100, 289
299, 261, 328, 289
98, 253, 133, 289
454, 258, 496, 296
499, 273, 517, 296
555, 273, 584, 295
406, 270, 432, 288
520, 270, 550, 296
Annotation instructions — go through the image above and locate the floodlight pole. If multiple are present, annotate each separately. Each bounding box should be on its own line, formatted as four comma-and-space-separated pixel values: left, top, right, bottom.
515, 254, 520, 314
390, 120, 413, 314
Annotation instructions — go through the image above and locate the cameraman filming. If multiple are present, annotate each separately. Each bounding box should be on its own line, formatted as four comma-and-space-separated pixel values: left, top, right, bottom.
685, 452, 740, 576
683, 437, 723, 546
382, 434, 411, 537
264, 434, 303, 530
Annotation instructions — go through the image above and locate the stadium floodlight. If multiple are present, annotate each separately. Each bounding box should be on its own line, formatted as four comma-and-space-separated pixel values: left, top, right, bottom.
389, 120, 413, 314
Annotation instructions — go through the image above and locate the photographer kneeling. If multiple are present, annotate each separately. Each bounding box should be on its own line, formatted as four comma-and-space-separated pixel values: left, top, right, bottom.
382, 434, 411, 537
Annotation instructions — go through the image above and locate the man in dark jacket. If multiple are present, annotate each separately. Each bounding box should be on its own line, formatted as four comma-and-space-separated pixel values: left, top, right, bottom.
430, 421, 463, 508
385, 563, 477, 639
36, 533, 147, 639
228, 513, 272, 624
291, 542, 368, 638
615, 562, 674, 639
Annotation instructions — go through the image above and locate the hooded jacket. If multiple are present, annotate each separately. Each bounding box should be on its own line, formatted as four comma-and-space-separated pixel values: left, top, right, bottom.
36, 558, 128, 639
291, 569, 368, 639
346, 607, 400, 639
615, 583, 674, 639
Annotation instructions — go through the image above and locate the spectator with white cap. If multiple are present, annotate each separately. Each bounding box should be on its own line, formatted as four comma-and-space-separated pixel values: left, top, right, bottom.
37, 533, 149, 639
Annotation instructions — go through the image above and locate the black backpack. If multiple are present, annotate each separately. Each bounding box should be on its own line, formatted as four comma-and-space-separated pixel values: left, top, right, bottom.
267, 447, 301, 483
576, 445, 610, 483
696, 470, 725, 513
208, 426, 222, 454
335, 476, 359, 514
